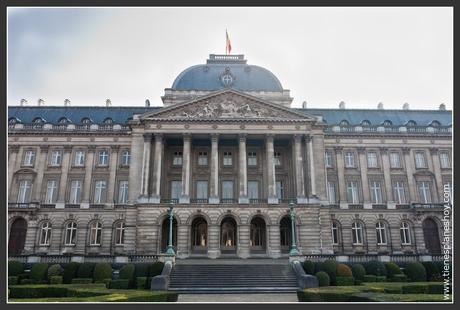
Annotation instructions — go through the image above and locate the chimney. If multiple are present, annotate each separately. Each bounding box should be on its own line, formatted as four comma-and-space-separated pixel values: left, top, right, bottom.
302, 101, 307, 109
145, 99, 150, 107
106, 99, 111, 107
37, 98, 44, 106
339, 101, 345, 109
403, 102, 409, 110
377, 102, 384, 110
439, 103, 446, 111
20, 99, 27, 106
64, 99, 71, 106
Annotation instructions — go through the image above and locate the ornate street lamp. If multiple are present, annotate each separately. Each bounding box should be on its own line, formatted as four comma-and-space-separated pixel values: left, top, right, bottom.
166, 204, 176, 256
289, 202, 300, 256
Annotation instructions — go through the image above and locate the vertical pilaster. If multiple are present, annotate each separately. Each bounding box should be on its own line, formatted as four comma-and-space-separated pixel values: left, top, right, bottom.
402, 147, 417, 203
8, 145, 20, 191
429, 148, 443, 202
128, 134, 144, 204
238, 134, 248, 204
266, 134, 277, 204
56, 146, 72, 208
306, 135, 317, 198
151, 133, 164, 203
380, 147, 395, 208
358, 147, 371, 208
294, 135, 306, 203
81, 146, 95, 208
334, 146, 347, 208
32, 145, 48, 202
268, 224, 281, 258
237, 224, 250, 258
141, 133, 152, 199
311, 134, 327, 202
209, 134, 220, 204
207, 224, 221, 258
107, 145, 119, 205
180, 134, 191, 204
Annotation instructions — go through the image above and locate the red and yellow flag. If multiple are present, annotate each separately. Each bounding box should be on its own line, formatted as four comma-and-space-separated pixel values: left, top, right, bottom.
226, 29, 232, 54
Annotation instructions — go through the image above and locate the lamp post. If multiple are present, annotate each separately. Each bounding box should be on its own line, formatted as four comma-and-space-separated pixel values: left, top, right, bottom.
289, 202, 300, 256
166, 204, 176, 256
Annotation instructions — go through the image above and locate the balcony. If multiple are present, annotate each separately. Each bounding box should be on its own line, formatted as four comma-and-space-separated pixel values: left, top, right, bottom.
190, 198, 209, 204
325, 125, 451, 136
8, 203, 40, 209
220, 198, 238, 204
249, 198, 267, 204
411, 203, 446, 209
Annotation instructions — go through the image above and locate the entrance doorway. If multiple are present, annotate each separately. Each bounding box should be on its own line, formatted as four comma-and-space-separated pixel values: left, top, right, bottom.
280, 216, 292, 253
221, 217, 237, 254
9, 218, 27, 255
422, 218, 441, 254
191, 217, 208, 254
250, 216, 266, 253
160, 217, 177, 253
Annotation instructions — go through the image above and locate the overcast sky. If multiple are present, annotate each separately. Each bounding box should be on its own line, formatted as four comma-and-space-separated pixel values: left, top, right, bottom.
7, 7, 453, 109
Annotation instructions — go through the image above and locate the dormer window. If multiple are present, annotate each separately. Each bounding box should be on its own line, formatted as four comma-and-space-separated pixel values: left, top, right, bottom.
8, 117, 19, 125
361, 120, 371, 127
58, 117, 70, 124
33, 117, 45, 124
406, 120, 417, 127
103, 118, 113, 124
339, 120, 349, 127
81, 118, 92, 124
382, 120, 392, 127
430, 120, 441, 127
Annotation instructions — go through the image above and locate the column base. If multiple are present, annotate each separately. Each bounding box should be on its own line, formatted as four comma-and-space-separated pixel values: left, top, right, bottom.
179, 195, 190, 204
238, 196, 249, 204
237, 248, 250, 258
308, 196, 320, 204
208, 196, 220, 204
55, 202, 65, 209
297, 197, 308, 204
149, 196, 160, 204
207, 249, 221, 259
268, 196, 279, 204
339, 202, 349, 209
80, 202, 90, 209
363, 203, 373, 209
387, 201, 396, 209
137, 196, 150, 203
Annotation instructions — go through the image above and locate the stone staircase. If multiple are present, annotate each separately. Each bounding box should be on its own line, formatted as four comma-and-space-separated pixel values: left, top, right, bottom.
168, 261, 299, 293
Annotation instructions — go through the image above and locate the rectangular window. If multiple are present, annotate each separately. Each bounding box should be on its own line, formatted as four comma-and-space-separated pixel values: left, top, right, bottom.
121, 150, 130, 166
440, 152, 451, 168
50, 150, 62, 166
222, 181, 234, 199
69, 180, 82, 204
45, 180, 58, 203
248, 181, 259, 199
390, 152, 401, 168
198, 152, 208, 166
367, 152, 378, 168
94, 180, 107, 204
344, 152, 355, 168
23, 150, 36, 166
247, 152, 257, 166
415, 152, 427, 168
327, 181, 336, 204
173, 151, 183, 166
418, 181, 432, 203
98, 150, 109, 166
196, 181, 208, 199
346, 181, 359, 204
276, 181, 284, 199
17, 180, 32, 203
118, 181, 129, 204
171, 181, 182, 199
325, 151, 333, 168
370, 181, 383, 204
274, 152, 282, 166
74, 151, 85, 166
393, 181, 406, 204
223, 152, 232, 166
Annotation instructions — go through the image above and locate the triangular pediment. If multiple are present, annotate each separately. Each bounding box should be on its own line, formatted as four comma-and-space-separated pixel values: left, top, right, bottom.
141, 89, 318, 122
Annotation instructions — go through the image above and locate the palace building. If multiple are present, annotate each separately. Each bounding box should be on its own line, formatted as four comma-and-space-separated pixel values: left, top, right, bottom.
8, 54, 452, 262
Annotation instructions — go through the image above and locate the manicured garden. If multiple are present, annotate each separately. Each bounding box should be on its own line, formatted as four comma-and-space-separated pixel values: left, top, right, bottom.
298, 259, 451, 302
8, 260, 177, 302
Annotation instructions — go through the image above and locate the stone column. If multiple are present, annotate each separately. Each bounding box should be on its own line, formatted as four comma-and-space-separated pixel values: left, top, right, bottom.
151, 134, 164, 203
266, 134, 278, 204
176, 224, 189, 258
311, 134, 327, 202
237, 224, 250, 258
268, 224, 281, 258
380, 147, 395, 209
334, 146, 347, 208
128, 133, 144, 204
238, 134, 248, 204
293, 135, 306, 203
207, 224, 221, 258
402, 147, 417, 203
140, 133, 152, 201
8, 145, 20, 191
180, 134, 191, 204
107, 145, 119, 205
56, 146, 72, 209
81, 146, 95, 208
32, 145, 49, 203
306, 135, 317, 199
429, 148, 443, 202
209, 134, 220, 204
357, 147, 371, 209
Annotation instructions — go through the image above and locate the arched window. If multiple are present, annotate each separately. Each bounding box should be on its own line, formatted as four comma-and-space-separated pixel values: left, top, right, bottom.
103, 118, 113, 124
89, 221, 102, 245
81, 118, 92, 124
339, 120, 349, 127
351, 221, 364, 245
8, 117, 19, 125
331, 220, 341, 245
65, 222, 77, 246
114, 222, 125, 245
361, 120, 371, 127
33, 117, 45, 124
39, 222, 52, 245
430, 120, 441, 127
58, 117, 70, 124
400, 222, 411, 245
382, 120, 392, 127
376, 221, 387, 245
406, 120, 417, 126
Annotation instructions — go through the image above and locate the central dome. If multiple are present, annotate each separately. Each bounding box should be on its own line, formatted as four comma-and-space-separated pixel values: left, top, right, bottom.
171, 54, 284, 92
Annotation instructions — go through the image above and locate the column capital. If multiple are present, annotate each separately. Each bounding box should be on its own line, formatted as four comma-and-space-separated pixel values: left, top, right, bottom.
39, 145, 49, 153
265, 133, 274, 142
9, 145, 20, 153
429, 147, 438, 155
110, 145, 120, 152
143, 133, 153, 142
293, 134, 303, 143
239, 133, 247, 142
87, 145, 96, 153
379, 147, 388, 154
63, 145, 73, 153
357, 146, 366, 154
333, 146, 343, 154
211, 133, 219, 142
402, 147, 411, 155
304, 134, 312, 143
154, 133, 164, 141
183, 133, 192, 142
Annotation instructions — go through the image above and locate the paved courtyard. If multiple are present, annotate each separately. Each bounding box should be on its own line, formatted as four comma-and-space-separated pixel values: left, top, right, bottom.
177, 293, 298, 302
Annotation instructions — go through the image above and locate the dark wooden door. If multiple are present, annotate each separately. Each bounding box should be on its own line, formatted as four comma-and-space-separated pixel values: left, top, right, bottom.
9, 218, 27, 255
423, 218, 441, 254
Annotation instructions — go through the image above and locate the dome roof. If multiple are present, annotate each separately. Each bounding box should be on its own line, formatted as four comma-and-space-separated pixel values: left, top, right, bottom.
171, 54, 284, 92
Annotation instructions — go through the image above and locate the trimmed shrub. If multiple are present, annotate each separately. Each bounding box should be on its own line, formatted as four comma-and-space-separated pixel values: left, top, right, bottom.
322, 259, 338, 285
383, 286, 402, 294
50, 276, 63, 284
8, 276, 18, 285
314, 262, 324, 274
362, 275, 377, 282
422, 262, 440, 281
134, 263, 150, 278
375, 276, 387, 282
9, 286, 68, 298
77, 262, 96, 278
95, 278, 112, 288
93, 263, 112, 283
404, 262, 427, 282
390, 274, 407, 282
427, 283, 443, 294
148, 262, 165, 277
303, 260, 315, 275
351, 264, 366, 282
30, 263, 49, 283
19, 279, 36, 285
297, 287, 361, 302
365, 261, 386, 276
47, 264, 63, 279
17, 273, 30, 283
336, 264, 353, 277
385, 262, 401, 279
8, 261, 24, 276
136, 277, 148, 289
315, 271, 330, 287
336, 276, 354, 286
401, 283, 428, 294
119, 264, 135, 288
109, 279, 130, 289
63, 262, 80, 284
71, 278, 93, 284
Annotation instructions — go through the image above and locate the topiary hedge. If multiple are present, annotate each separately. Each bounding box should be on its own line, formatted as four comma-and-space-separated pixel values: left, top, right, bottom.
93, 263, 112, 283
8, 276, 19, 285
422, 262, 440, 281
351, 264, 366, 282
77, 262, 96, 279
375, 276, 387, 282
148, 262, 165, 277
49, 276, 63, 285
47, 264, 63, 279
303, 260, 315, 275
390, 274, 407, 282
30, 263, 49, 283
63, 262, 80, 284
8, 261, 24, 276
109, 279, 130, 289
336, 276, 355, 286
336, 264, 353, 277
136, 277, 148, 289
362, 275, 377, 282
385, 262, 401, 279
119, 264, 135, 288
404, 262, 427, 282
315, 271, 330, 287
71, 278, 93, 284
322, 260, 338, 285
134, 263, 150, 278
365, 261, 386, 276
